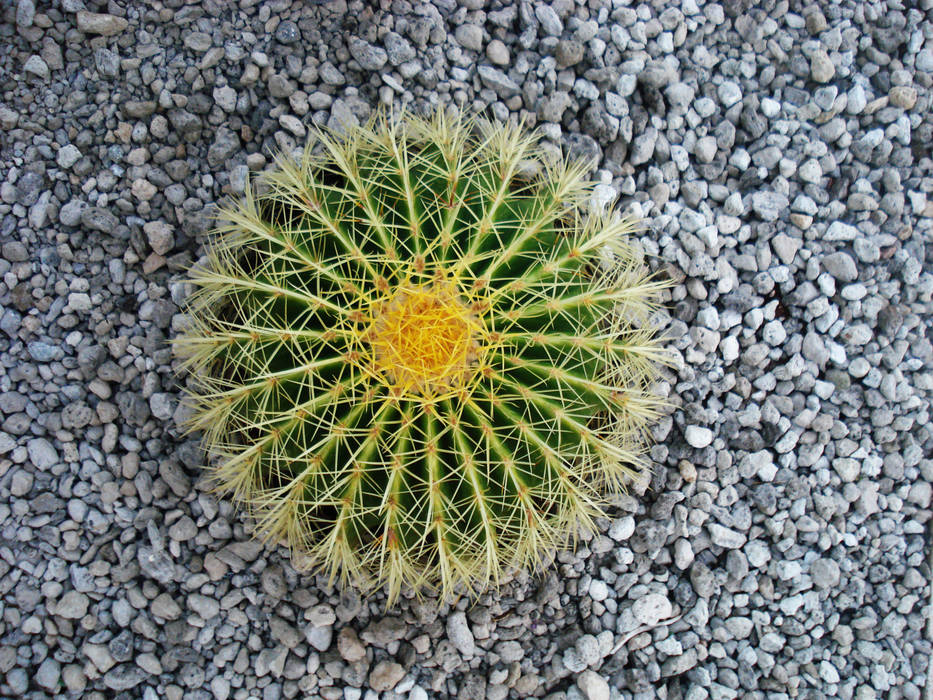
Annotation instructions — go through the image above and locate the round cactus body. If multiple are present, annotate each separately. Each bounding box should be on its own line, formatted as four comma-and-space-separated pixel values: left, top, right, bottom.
175, 111, 670, 603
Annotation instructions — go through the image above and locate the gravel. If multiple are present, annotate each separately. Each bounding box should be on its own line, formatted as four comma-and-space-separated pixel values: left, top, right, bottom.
1, 1, 931, 699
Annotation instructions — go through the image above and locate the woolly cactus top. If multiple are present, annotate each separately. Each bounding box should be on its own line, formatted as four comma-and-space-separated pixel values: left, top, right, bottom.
175, 111, 670, 604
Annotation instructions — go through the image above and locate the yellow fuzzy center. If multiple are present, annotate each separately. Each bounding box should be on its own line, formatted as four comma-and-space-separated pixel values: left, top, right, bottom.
368, 283, 480, 395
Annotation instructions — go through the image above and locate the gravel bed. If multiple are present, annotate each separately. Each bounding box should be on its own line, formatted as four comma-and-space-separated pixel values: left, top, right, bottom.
1, 1, 932, 699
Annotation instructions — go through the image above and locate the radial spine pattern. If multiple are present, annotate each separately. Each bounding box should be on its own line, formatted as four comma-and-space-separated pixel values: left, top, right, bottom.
175, 111, 670, 603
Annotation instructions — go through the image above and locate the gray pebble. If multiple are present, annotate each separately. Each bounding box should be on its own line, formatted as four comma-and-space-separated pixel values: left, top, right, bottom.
36, 658, 60, 691
632, 593, 673, 626
535, 5, 563, 36
27, 437, 58, 469
349, 37, 387, 71
274, 20, 300, 44
24, 55, 50, 80
811, 558, 841, 588
56, 590, 89, 619
822, 251, 858, 281
750, 191, 789, 221
57, 144, 82, 169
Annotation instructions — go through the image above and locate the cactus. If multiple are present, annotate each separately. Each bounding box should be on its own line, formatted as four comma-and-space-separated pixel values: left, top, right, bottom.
175, 111, 670, 603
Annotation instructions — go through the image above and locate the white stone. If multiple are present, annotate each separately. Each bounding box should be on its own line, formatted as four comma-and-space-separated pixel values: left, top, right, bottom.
798, 159, 822, 183
717, 80, 742, 107
820, 660, 841, 684
577, 671, 610, 700
745, 540, 771, 568
446, 612, 475, 657
760, 97, 781, 117
608, 516, 635, 541
57, 145, 82, 169
588, 580, 609, 602
28, 438, 58, 470
685, 425, 713, 448
720, 336, 739, 363
833, 458, 860, 482
632, 594, 673, 626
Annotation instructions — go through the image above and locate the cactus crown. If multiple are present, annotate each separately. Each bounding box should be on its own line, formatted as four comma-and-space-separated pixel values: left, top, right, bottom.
175, 110, 670, 604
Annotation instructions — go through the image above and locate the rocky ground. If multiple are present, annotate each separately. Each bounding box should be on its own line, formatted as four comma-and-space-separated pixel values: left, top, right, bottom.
1, 0, 932, 699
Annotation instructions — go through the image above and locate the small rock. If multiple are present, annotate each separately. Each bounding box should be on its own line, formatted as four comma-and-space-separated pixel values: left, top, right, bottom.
535, 5, 563, 36
798, 159, 822, 183
16, 0, 35, 27
477, 65, 520, 97
124, 101, 157, 118
588, 580, 609, 602
57, 145, 82, 169
538, 91, 572, 123
694, 136, 717, 163
661, 649, 699, 677
486, 39, 509, 66
337, 627, 366, 662
24, 55, 50, 80
84, 644, 116, 673
810, 50, 835, 82
362, 616, 407, 646
28, 438, 59, 469
76, 11, 129, 36
151, 593, 182, 620
94, 47, 120, 77
36, 659, 60, 691
771, 234, 801, 264
822, 252, 858, 282
750, 191, 789, 221
825, 221, 858, 241
57, 590, 90, 619
455, 24, 483, 52
384, 32, 415, 65
674, 539, 694, 568
820, 660, 841, 684
144, 221, 174, 255
103, 665, 148, 691
213, 85, 237, 112
555, 40, 585, 68
28, 341, 63, 362
447, 611, 475, 657
6, 668, 27, 695
369, 661, 405, 692
10, 470, 33, 496
629, 127, 658, 165
708, 523, 747, 549
269, 617, 301, 649
275, 20, 300, 44
305, 624, 333, 652
609, 516, 635, 541
685, 426, 713, 448
633, 594, 673, 626
833, 458, 860, 482
207, 128, 240, 167
349, 37, 388, 71
889, 86, 917, 110
811, 558, 841, 589
577, 671, 610, 700
60, 199, 86, 226
167, 515, 197, 541
717, 81, 742, 107
138, 546, 174, 584
184, 31, 212, 52
188, 594, 220, 620
916, 49, 933, 73
81, 206, 117, 234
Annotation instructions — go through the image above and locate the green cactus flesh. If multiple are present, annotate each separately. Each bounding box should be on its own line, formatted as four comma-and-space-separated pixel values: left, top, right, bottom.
175, 111, 670, 603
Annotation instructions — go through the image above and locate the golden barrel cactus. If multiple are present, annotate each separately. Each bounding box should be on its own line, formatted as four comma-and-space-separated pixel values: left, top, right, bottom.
175, 111, 670, 603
